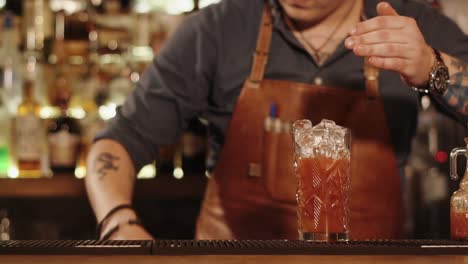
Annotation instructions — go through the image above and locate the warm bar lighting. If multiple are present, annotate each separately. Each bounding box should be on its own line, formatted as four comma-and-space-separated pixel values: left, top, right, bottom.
74, 166, 86, 179
173, 167, 184, 179
137, 164, 156, 179
134, 0, 193, 15
67, 107, 86, 119
98, 104, 117, 120
134, 1, 151, 14
130, 72, 140, 83
39, 106, 59, 119
131, 46, 153, 60
7, 166, 19, 179
50, 0, 86, 14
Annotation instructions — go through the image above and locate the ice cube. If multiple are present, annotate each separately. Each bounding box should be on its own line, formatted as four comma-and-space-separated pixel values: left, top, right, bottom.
292, 120, 313, 139
295, 133, 315, 157
312, 119, 337, 130
293, 120, 314, 157
313, 119, 350, 159
293, 119, 350, 159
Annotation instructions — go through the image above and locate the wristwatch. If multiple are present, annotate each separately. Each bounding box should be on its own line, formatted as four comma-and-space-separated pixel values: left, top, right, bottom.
412, 48, 450, 95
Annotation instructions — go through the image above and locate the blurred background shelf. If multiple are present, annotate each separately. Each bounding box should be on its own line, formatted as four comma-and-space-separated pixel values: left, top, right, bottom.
0, 174, 207, 198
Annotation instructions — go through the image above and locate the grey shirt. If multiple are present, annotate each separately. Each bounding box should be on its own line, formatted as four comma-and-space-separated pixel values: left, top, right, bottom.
97, 0, 468, 172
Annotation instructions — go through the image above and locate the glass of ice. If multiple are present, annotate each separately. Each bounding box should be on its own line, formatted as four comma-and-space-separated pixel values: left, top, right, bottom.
292, 119, 351, 242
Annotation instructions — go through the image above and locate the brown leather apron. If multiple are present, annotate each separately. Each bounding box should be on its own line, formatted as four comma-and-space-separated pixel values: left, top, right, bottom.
196, 2, 403, 240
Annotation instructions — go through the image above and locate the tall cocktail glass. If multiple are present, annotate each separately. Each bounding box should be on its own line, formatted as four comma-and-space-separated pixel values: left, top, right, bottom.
292, 119, 351, 242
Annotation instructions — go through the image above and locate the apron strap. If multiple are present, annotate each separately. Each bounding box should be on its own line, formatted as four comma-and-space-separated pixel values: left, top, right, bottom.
361, 13, 381, 99
364, 58, 380, 99
246, 1, 273, 88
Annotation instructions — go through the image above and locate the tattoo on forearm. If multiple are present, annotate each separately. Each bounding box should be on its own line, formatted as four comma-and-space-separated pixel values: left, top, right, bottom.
443, 59, 468, 114
451, 59, 468, 72
94, 152, 120, 180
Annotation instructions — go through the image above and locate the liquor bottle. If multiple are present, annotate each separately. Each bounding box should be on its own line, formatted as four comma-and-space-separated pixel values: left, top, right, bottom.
87, 3, 99, 64
449, 138, 468, 240
48, 88, 81, 175
22, 0, 50, 108
0, 11, 23, 115
0, 209, 10, 240
51, 9, 66, 64
128, 8, 154, 74
107, 67, 133, 106
15, 79, 44, 178
0, 94, 10, 177
78, 63, 101, 114
23, 0, 50, 55
127, 5, 153, 74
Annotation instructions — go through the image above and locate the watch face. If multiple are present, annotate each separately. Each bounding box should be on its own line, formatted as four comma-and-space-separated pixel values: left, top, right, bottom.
431, 64, 450, 93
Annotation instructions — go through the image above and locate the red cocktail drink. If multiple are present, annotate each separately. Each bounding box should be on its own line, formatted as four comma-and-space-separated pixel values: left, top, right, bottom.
292, 119, 351, 241
296, 156, 350, 241
451, 210, 468, 240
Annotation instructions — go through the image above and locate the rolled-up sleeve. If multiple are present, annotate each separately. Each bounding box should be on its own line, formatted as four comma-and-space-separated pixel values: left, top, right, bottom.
95, 9, 217, 172
416, 4, 468, 123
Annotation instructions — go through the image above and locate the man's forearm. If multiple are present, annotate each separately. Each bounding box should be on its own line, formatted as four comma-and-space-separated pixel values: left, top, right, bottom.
85, 139, 137, 222
441, 53, 468, 115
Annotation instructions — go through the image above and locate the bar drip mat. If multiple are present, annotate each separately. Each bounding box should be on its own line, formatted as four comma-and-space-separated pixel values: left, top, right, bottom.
0, 240, 466, 255
152, 240, 468, 255
0, 240, 152, 255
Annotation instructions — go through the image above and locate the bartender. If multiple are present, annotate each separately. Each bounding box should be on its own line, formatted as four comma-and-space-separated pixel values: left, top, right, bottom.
85, 0, 468, 240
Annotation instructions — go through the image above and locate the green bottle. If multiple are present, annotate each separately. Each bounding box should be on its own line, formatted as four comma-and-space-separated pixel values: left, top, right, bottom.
0, 93, 10, 177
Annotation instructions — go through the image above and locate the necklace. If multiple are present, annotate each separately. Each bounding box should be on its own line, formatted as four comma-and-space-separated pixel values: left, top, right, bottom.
286, 0, 357, 65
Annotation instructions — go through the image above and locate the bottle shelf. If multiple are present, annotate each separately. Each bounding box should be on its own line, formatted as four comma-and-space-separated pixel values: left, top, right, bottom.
0, 173, 207, 199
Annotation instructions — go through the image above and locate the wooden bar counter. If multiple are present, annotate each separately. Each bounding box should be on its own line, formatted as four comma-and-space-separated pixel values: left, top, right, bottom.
0, 255, 467, 264
1, 240, 467, 264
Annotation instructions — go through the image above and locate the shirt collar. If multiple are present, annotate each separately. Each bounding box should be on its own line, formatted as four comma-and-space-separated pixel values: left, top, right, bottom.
268, 0, 282, 28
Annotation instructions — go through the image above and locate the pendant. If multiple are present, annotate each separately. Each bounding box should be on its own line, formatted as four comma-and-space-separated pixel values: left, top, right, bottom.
316, 53, 323, 64
315, 51, 328, 65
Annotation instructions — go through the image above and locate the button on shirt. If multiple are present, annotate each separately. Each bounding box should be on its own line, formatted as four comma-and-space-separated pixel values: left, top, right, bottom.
96, 0, 468, 172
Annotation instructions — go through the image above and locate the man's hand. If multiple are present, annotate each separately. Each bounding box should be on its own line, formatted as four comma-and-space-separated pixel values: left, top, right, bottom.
345, 2, 435, 87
